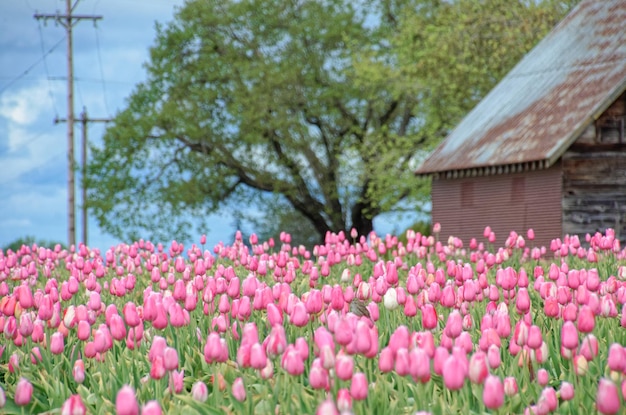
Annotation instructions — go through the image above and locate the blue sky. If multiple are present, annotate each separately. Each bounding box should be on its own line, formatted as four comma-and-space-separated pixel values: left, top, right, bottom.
0, 0, 414, 252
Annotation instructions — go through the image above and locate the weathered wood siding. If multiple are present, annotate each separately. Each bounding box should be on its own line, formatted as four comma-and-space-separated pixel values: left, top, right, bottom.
562, 92, 626, 243
431, 162, 563, 250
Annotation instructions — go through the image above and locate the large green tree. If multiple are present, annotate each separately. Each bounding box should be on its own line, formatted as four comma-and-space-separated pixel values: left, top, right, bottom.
87, 0, 577, 244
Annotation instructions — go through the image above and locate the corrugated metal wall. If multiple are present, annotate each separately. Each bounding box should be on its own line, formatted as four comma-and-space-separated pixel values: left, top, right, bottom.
431, 162, 563, 250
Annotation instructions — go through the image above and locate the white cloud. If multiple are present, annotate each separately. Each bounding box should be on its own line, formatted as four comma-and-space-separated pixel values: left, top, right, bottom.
0, 80, 60, 126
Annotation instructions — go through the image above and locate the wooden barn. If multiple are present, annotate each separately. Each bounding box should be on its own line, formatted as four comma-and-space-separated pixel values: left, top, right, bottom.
415, 0, 626, 250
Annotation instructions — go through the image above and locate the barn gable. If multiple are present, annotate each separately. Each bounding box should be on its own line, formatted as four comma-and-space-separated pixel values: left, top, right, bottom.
416, 0, 626, 247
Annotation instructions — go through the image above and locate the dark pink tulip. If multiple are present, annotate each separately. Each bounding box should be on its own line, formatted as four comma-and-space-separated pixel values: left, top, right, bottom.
61, 394, 86, 415
350, 372, 368, 400
354, 321, 372, 355
149, 336, 167, 362
14, 377, 33, 406
115, 385, 139, 415
483, 375, 504, 409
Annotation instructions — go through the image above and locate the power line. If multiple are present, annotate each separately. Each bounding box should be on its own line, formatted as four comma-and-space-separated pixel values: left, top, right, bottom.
36, 21, 61, 117
0, 36, 65, 96
93, 24, 111, 116
34, 0, 103, 248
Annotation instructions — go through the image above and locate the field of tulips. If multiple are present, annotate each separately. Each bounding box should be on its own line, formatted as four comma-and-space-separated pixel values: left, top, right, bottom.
1, 226, 626, 414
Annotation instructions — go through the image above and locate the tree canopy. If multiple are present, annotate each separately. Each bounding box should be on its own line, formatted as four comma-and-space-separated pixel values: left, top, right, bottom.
87, 0, 578, 245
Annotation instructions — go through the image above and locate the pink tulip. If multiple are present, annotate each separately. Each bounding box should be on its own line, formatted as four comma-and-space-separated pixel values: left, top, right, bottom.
109, 314, 127, 341
350, 372, 368, 400
141, 401, 162, 415
122, 302, 141, 327
483, 375, 504, 409
445, 310, 463, 339
442, 355, 465, 390
231, 377, 246, 402
282, 348, 304, 376
61, 394, 87, 415
163, 347, 179, 371
504, 376, 518, 396
191, 381, 208, 402
14, 377, 33, 406
169, 369, 184, 394
337, 388, 352, 412
409, 347, 431, 383
577, 305, 595, 333
537, 368, 549, 386
290, 302, 309, 327
309, 361, 329, 390
539, 387, 557, 412
421, 304, 438, 330
561, 321, 578, 350
73, 359, 85, 384
379, 346, 394, 372
607, 343, 626, 372
559, 382, 574, 401
468, 351, 489, 384
527, 325, 543, 349
335, 354, 354, 381
115, 385, 139, 415
316, 398, 339, 415
50, 332, 65, 355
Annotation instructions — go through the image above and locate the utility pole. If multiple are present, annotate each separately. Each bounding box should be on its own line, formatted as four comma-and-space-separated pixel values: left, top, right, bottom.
34, 0, 102, 248
55, 108, 111, 245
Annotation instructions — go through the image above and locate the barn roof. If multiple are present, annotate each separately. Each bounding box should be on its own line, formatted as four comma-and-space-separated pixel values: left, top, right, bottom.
415, 0, 626, 178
